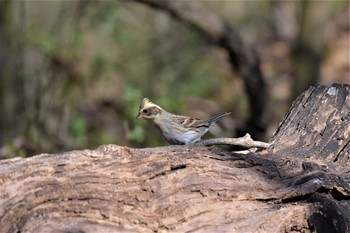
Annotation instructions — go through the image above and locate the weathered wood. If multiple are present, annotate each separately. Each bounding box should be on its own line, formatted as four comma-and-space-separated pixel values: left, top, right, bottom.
0, 146, 311, 233
0, 84, 349, 233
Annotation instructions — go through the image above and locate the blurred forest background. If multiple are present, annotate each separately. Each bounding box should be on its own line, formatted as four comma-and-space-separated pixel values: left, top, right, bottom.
0, 0, 349, 159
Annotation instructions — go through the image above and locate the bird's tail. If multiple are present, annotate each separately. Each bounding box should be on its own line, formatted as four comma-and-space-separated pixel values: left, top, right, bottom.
207, 112, 231, 125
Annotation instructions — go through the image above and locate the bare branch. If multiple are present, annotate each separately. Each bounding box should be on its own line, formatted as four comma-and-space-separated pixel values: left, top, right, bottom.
195, 134, 271, 148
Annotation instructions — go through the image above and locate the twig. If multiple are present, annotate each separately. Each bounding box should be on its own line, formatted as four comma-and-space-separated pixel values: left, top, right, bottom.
195, 134, 271, 148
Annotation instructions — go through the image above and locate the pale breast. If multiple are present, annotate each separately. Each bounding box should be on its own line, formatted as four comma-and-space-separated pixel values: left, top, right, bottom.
154, 117, 208, 145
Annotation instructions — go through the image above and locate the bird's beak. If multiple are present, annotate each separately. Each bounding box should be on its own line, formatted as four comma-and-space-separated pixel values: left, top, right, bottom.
136, 113, 141, 119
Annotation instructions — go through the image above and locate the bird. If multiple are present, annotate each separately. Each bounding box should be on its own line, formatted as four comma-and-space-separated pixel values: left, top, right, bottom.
136, 98, 230, 145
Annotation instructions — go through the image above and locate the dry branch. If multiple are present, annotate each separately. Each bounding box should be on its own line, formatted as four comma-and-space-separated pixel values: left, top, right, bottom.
195, 133, 271, 148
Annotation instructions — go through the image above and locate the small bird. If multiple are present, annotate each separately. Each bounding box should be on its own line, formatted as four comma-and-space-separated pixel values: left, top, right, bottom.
136, 98, 230, 145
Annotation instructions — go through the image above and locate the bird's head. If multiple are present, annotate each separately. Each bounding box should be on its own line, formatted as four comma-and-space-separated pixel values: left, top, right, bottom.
136, 98, 162, 120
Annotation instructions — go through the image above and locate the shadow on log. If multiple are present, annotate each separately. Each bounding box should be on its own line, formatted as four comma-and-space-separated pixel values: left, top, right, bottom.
0, 84, 349, 233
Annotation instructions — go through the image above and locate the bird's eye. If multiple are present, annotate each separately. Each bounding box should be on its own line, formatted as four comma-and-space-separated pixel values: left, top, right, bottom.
143, 109, 148, 114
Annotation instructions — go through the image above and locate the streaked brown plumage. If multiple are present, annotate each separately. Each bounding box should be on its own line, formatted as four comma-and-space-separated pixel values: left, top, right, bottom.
136, 98, 230, 145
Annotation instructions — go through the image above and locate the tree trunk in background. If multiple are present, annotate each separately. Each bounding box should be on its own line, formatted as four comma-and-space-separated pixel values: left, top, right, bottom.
291, 0, 323, 100
133, 0, 271, 140
0, 84, 349, 232
0, 1, 17, 146
272, 0, 329, 100
0, 2, 84, 157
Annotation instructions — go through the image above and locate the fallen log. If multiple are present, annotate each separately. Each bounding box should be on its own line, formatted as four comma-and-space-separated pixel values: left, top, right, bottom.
0, 84, 349, 233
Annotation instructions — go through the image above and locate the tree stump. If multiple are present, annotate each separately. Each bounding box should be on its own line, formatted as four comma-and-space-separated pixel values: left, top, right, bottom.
0, 84, 349, 233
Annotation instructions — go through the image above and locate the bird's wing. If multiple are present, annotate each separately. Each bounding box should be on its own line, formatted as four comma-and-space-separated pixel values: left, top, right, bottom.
171, 114, 210, 129
206, 112, 231, 124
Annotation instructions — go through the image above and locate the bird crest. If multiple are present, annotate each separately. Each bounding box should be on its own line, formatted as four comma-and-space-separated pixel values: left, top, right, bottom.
140, 97, 156, 109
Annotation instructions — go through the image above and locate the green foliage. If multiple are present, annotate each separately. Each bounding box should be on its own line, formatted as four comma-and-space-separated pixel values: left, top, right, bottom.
1, 138, 27, 158
93, 54, 107, 74
330, 0, 348, 12
70, 117, 88, 148
123, 84, 142, 118
129, 125, 145, 143
123, 84, 145, 144
32, 30, 55, 54
95, 131, 116, 145
233, 95, 249, 119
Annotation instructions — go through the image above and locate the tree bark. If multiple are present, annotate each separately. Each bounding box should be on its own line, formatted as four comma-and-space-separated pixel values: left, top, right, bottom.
0, 84, 349, 233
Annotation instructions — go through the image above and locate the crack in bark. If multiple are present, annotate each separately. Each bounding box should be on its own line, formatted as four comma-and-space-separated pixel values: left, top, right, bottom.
334, 139, 350, 162
147, 164, 187, 181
